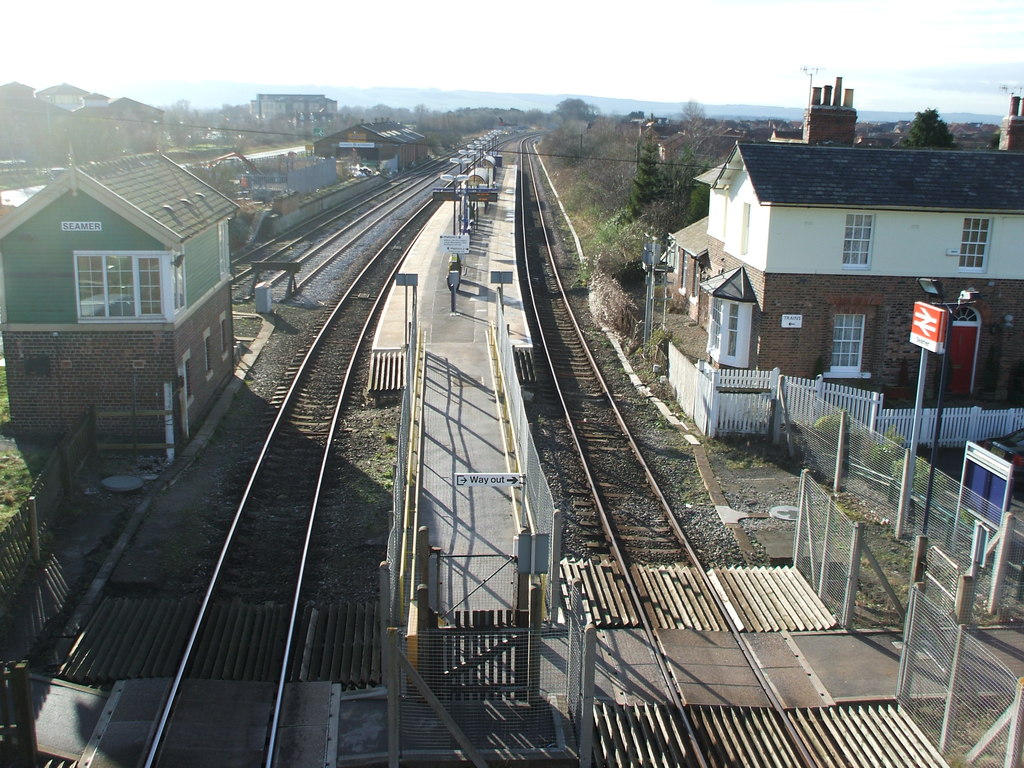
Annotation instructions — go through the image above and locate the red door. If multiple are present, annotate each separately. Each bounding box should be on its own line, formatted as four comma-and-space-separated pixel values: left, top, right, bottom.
948, 324, 978, 394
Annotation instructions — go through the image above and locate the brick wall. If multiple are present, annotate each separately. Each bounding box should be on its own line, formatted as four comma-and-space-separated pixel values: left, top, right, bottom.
702, 236, 1024, 396
3, 285, 235, 442
803, 105, 858, 146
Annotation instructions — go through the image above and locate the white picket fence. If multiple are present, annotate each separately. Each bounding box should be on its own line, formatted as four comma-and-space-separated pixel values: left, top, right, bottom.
877, 406, 1024, 447
667, 343, 1024, 444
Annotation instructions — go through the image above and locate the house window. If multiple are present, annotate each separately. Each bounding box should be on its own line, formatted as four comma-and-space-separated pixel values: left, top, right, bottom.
830, 314, 865, 372
75, 252, 164, 319
842, 214, 873, 268
959, 217, 990, 271
707, 298, 750, 367
220, 312, 231, 355
203, 329, 213, 375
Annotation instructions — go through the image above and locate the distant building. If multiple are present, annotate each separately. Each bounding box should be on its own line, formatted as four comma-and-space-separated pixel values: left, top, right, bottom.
0, 154, 238, 445
36, 83, 95, 111
313, 120, 427, 175
250, 94, 337, 122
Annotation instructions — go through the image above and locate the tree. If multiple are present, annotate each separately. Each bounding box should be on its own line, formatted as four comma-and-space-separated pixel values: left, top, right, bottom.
626, 139, 662, 221
904, 108, 956, 149
555, 98, 598, 123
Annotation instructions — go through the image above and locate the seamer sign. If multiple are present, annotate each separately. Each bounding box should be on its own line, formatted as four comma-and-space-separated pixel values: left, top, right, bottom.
909, 301, 948, 354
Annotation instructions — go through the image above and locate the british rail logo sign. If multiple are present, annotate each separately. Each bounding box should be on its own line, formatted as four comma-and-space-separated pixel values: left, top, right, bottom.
910, 301, 948, 354
455, 473, 524, 487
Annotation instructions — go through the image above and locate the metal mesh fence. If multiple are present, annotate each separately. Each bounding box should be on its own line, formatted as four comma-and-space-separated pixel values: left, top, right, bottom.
397, 625, 569, 753
782, 386, 1024, 621
898, 586, 1024, 766
494, 299, 556, 540
435, 554, 517, 620
387, 326, 419, 626
794, 473, 856, 619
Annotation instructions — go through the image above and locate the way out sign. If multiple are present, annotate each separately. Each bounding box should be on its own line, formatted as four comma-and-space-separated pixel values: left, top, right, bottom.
910, 301, 949, 354
455, 473, 524, 487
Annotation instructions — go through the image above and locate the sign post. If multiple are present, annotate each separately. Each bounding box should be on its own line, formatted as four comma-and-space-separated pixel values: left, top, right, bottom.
906, 300, 952, 534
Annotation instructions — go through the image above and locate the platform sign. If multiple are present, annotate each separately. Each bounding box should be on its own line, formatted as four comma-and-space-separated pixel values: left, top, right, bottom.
910, 301, 949, 354
440, 234, 470, 254
959, 442, 1014, 527
455, 473, 524, 487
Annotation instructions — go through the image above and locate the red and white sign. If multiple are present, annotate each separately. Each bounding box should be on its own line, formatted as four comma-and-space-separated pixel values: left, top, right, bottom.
910, 301, 949, 353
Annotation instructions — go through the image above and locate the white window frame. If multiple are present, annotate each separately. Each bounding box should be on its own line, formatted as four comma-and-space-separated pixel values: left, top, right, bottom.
219, 220, 231, 280
74, 250, 172, 322
173, 256, 186, 312
828, 313, 866, 376
959, 217, 990, 272
842, 213, 873, 269
707, 298, 751, 368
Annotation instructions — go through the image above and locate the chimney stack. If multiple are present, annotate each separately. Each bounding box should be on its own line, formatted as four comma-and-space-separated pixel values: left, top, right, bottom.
803, 76, 858, 146
1000, 94, 1024, 150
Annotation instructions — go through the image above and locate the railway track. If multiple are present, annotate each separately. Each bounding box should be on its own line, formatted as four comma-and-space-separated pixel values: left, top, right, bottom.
231, 159, 448, 299
517, 137, 823, 768
139, 196, 442, 767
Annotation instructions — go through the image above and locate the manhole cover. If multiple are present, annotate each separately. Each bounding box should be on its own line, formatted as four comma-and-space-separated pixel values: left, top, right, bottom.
769, 505, 799, 521
101, 475, 144, 493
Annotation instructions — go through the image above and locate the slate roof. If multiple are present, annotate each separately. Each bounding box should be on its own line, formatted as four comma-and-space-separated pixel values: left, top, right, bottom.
728, 143, 1024, 212
672, 216, 710, 256
700, 266, 757, 302
80, 155, 237, 241
0, 154, 236, 246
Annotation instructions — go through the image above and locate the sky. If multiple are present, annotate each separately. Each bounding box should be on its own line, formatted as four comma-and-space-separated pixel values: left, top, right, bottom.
6, 0, 1023, 118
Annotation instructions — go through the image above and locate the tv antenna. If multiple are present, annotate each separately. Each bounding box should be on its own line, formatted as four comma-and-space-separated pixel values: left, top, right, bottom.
801, 66, 823, 107
1001, 84, 1022, 97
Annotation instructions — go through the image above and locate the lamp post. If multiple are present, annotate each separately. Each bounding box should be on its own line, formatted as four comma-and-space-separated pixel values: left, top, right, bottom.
440, 172, 468, 235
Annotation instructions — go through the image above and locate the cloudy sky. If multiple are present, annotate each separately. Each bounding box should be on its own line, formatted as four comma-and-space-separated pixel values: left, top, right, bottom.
7, 0, 1023, 116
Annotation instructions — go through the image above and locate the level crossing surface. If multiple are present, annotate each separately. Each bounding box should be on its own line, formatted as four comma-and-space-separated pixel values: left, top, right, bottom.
375, 163, 531, 615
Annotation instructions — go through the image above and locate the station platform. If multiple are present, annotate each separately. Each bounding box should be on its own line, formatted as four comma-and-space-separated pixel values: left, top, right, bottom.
376, 164, 532, 616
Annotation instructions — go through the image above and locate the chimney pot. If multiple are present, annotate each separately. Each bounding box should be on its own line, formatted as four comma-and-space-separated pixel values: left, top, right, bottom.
843, 89, 855, 108
823, 85, 833, 105
811, 87, 822, 106
1012, 96, 1021, 117
833, 77, 843, 106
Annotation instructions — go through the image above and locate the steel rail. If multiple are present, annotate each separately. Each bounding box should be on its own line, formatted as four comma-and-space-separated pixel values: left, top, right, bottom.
520, 137, 823, 768
517, 138, 708, 768
141, 196, 438, 768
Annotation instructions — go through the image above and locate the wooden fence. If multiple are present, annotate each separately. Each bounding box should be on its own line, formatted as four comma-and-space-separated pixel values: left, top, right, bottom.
0, 408, 95, 617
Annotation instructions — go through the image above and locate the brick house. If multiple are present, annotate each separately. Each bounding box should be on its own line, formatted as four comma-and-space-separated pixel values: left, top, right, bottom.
0, 154, 238, 447
670, 84, 1024, 400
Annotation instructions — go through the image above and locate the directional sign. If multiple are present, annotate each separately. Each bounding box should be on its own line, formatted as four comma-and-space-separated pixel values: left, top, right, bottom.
910, 301, 949, 354
440, 234, 470, 254
455, 473, 525, 487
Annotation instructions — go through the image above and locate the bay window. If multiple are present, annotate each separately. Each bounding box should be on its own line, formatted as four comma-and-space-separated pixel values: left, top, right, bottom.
707, 298, 751, 367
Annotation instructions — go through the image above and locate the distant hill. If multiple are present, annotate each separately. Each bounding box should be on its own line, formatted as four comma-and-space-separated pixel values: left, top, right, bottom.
128, 80, 1001, 125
